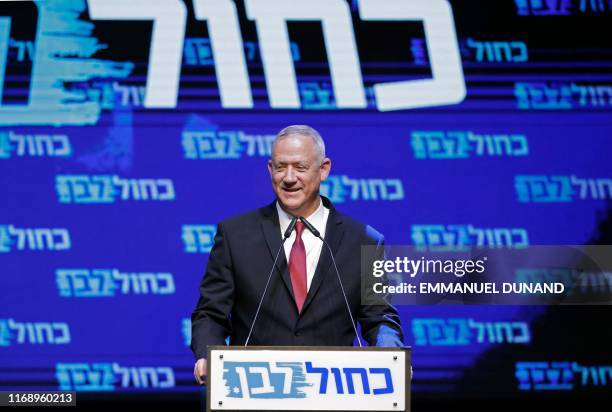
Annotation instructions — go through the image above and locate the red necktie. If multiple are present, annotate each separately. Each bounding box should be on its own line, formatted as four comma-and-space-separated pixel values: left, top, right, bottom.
289, 221, 307, 313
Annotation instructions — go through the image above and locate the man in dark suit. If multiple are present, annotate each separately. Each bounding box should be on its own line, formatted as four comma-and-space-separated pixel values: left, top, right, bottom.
192, 125, 404, 384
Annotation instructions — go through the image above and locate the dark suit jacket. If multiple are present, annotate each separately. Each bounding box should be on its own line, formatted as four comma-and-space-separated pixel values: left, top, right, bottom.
191, 197, 404, 359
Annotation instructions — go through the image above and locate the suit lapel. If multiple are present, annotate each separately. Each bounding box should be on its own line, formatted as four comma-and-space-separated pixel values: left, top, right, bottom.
260, 202, 295, 302
300, 205, 344, 315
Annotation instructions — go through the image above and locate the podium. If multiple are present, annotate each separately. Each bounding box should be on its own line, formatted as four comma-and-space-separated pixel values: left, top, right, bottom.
206, 346, 411, 412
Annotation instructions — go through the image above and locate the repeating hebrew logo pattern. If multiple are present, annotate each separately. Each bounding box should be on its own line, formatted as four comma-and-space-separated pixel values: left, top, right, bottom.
0, 0, 609, 397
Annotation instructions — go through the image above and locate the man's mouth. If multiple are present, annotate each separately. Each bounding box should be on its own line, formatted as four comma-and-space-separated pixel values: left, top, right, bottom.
282, 187, 301, 193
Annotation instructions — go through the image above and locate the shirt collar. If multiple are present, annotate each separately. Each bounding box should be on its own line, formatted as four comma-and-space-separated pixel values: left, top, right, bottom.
277, 197, 327, 234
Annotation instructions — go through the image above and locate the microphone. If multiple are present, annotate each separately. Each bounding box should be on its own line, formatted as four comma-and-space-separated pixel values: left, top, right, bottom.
245, 216, 298, 346
284, 216, 298, 239
299, 216, 363, 347
298, 216, 320, 238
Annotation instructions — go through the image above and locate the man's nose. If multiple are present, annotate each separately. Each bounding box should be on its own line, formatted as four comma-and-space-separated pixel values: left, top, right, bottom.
283, 167, 297, 183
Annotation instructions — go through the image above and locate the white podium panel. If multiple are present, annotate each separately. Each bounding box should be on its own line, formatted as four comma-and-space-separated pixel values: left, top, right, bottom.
207, 346, 410, 412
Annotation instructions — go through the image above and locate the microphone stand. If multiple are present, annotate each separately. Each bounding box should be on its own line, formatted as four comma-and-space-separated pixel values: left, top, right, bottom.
244, 216, 297, 346
300, 216, 363, 347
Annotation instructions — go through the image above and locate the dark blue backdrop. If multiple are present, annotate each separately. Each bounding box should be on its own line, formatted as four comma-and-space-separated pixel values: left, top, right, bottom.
1, 0, 611, 400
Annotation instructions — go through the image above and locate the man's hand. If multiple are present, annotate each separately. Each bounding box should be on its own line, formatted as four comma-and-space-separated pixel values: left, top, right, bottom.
194, 358, 207, 385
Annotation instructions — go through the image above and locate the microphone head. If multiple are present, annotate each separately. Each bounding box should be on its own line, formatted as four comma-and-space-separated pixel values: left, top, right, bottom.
284, 216, 298, 239
299, 216, 321, 238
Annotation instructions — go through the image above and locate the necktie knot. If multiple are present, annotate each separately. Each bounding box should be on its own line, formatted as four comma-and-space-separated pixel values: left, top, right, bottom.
295, 220, 305, 237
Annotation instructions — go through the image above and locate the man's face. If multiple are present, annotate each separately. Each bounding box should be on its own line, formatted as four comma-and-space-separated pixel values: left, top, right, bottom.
268, 135, 331, 216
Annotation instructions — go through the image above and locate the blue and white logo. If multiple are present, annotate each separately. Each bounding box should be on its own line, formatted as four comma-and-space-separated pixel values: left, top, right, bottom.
0, 319, 70, 346
182, 224, 216, 253
411, 131, 528, 159
56, 175, 175, 204
56, 363, 175, 391
515, 175, 612, 202
515, 361, 612, 391
411, 224, 529, 248
320, 175, 404, 204
0, 131, 72, 158
223, 361, 393, 399
0, 225, 71, 253
182, 129, 275, 159
56, 269, 176, 297
413, 318, 530, 346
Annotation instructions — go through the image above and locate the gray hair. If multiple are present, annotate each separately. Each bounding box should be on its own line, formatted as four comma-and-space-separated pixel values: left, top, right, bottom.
272, 125, 326, 164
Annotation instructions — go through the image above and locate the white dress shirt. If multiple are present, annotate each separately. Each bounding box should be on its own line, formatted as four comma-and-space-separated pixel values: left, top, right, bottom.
276, 198, 329, 291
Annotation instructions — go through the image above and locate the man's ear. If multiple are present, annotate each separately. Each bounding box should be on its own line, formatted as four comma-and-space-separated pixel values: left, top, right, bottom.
320, 158, 331, 181
267, 159, 273, 176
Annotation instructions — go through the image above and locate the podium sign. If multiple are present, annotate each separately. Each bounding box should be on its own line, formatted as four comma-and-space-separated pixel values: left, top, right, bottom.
207, 346, 410, 411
